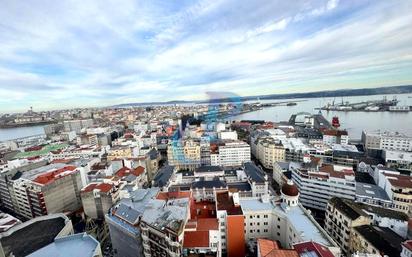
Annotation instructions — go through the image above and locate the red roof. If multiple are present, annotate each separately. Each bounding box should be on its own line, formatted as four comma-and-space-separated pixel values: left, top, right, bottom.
156, 191, 191, 200
403, 240, 412, 252
115, 166, 145, 178
294, 241, 334, 257
383, 172, 412, 189
82, 183, 113, 193
33, 166, 77, 185
183, 231, 209, 248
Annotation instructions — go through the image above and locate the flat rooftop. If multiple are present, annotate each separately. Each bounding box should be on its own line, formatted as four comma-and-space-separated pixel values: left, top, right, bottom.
27, 233, 100, 257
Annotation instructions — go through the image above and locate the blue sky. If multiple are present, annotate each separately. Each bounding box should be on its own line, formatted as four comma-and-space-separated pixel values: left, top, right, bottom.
1, 0, 412, 112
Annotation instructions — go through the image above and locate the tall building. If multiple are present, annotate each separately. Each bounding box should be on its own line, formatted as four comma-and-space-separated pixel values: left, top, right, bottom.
81, 182, 120, 220
167, 139, 201, 170
255, 137, 285, 169
210, 141, 251, 167
291, 157, 356, 211
105, 188, 160, 257
63, 119, 94, 134
362, 130, 412, 151
216, 191, 245, 257
325, 197, 409, 255
1, 164, 83, 219
240, 181, 339, 255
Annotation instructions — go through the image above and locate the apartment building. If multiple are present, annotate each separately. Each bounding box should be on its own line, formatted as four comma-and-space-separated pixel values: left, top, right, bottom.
239, 181, 340, 255
167, 139, 201, 170
325, 198, 371, 255
140, 192, 191, 257
63, 119, 94, 134
291, 157, 356, 211
351, 225, 403, 257
362, 130, 412, 151
255, 137, 285, 169
325, 197, 409, 255
1, 164, 83, 219
81, 182, 120, 220
210, 140, 251, 167
322, 129, 349, 145
216, 191, 245, 257
402, 241, 412, 257
383, 149, 412, 170
371, 166, 412, 214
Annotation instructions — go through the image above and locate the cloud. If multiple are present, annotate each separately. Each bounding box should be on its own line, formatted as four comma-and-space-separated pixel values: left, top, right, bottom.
0, 0, 411, 112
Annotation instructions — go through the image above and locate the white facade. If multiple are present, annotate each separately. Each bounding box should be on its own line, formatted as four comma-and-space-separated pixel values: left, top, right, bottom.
210, 141, 251, 167
362, 130, 412, 151
291, 164, 356, 210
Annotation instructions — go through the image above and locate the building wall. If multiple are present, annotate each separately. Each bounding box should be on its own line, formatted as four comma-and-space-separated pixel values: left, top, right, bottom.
226, 215, 245, 257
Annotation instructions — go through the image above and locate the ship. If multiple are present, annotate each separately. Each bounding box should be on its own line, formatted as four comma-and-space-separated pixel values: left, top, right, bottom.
389, 106, 410, 112
331, 116, 340, 128
286, 102, 297, 106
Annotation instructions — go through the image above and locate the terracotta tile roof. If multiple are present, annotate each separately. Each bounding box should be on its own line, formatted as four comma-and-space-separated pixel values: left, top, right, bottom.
115, 166, 145, 178
197, 218, 219, 231
183, 231, 209, 248
258, 239, 299, 257
33, 166, 77, 185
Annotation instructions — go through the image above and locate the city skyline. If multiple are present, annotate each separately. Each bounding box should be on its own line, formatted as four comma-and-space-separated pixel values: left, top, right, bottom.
1, 0, 412, 112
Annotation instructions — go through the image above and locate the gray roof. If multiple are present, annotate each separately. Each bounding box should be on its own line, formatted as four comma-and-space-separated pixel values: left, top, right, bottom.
195, 165, 224, 173
192, 178, 227, 189
141, 198, 189, 233
356, 182, 390, 201
244, 162, 266, 183
27, 233, 100, 257
228, 182, 252, 191
111, 188, 160, 225
153, 165, 174, 187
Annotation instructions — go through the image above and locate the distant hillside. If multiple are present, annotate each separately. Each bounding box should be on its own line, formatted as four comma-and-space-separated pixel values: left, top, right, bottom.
112, 84, 412, 106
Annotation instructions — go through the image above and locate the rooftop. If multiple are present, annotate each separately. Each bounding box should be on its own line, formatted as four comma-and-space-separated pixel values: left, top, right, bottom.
293, 241, 335, 257
153, 165, 174, 187
81, 182, 114, 194
33, 166, 77, 185
356, 182, 390, 201
244, 162, 266, 183
354, 225, 403, 257
216, 191, 243, 215
27, 233, 100, 257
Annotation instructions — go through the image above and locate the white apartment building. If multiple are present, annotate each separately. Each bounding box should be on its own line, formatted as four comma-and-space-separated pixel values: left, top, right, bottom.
291, 158, 356, 211
362, 130, 412, 151
383, 149, 412, 170
210, 141, 251, 167
239, 181, 340, 256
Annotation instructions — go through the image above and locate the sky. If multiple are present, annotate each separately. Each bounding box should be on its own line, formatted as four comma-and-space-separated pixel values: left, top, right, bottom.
1, 0, 412, 113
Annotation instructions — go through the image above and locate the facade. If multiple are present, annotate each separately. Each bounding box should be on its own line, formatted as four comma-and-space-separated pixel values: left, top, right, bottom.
255, 137, 285, 169
322, 129, 349, 145
1, 165, 83, 219
140, 192, 191, 257
291, 158, 356, 211
210, 141, 251, 167
240, 181, 339, 256
371, 166, 412, 214
351, 225, 403, 257
383, 149, 412, 170
81, 182, 120, 220
63, 119, 94, 134
167, 139, 201, 170
362, 130, 412, 151
105, 188, 160, 257
216, 191, 245, 257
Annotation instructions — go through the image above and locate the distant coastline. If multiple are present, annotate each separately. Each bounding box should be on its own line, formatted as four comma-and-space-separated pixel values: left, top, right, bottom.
112, 84, 412, 107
